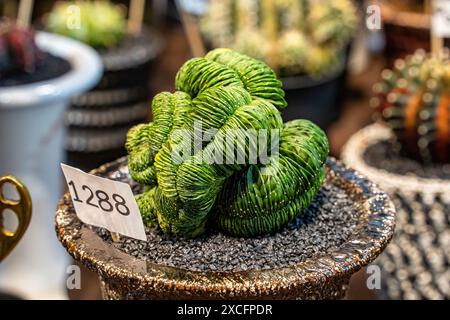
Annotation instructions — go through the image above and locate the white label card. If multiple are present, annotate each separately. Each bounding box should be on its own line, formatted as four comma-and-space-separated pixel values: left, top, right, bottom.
432, 0, 450, 37
61, 164, 147, 241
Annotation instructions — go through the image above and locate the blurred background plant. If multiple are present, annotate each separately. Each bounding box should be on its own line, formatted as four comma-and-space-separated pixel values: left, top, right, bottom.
41, 0, 164, 172
373, 49, 450, 163
46, 1, 126, 48
201, 0, 358, 77
0, 19, 42, 76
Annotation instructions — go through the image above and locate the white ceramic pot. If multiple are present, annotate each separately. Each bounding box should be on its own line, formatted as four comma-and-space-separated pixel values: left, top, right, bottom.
0, 32, 102, 299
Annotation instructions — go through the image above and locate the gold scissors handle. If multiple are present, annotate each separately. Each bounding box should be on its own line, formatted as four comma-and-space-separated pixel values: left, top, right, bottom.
0, 176, 32, 262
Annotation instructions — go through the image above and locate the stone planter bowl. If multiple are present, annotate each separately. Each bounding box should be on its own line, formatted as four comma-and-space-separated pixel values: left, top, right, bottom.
55, 157, 396, 300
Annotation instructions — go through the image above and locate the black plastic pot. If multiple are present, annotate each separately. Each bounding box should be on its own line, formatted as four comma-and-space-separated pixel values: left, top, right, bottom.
280, 63, 347, 130
65, 27, 164, 171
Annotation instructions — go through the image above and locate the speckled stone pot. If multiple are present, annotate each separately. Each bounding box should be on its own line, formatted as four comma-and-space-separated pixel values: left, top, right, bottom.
55, 157, 395, 300
342, 124, 450, 299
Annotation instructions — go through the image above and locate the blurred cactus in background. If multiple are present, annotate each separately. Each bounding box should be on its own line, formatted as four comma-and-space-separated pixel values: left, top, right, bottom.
46, 1, 126, 48
201, 0, 357, 77
373, 50, 450, 164
0, 20, 42, 77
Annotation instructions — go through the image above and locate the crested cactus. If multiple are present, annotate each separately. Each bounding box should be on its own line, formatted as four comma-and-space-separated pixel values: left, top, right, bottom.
126, 48, 329, 238
201, 0, 357, 77
0, 20, 42, 77
47, 1, 126, 48
373, 49, 450, 163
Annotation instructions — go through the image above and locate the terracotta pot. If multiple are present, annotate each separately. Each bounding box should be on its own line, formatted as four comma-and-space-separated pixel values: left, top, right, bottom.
380, 1, 450, 66
342, 124, 450, 299
55, 157, 395, 300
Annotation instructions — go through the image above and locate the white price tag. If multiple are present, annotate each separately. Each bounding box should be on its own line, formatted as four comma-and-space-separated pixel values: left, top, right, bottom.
432, 0, 450, 37
61, 164, 147, 241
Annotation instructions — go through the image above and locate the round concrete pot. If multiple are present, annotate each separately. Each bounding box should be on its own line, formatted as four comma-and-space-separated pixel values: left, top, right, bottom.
55, 157, 395, 300
342, 124, 450, 299
0, 32, 102, 299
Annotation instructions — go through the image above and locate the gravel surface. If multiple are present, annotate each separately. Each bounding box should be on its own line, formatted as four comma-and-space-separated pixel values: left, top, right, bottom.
363, 140, 450, 180
96, 182, 360, 272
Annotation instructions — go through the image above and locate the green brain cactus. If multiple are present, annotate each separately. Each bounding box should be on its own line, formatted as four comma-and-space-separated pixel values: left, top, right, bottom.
126, 49, 329, 238
201, 0, 357, 77
47, 1, 126, 49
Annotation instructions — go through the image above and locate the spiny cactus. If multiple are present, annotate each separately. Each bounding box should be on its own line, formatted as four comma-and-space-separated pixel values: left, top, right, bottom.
373, 49, 450, 163
47, 1, 126, 48
0, 20, 42, 77
126, 48, 329, 238
201, 0, 357, 77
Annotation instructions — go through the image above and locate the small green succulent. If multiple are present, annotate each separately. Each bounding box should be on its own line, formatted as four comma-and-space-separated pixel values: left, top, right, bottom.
126, 49, 329, 238
47, 1, 126, 49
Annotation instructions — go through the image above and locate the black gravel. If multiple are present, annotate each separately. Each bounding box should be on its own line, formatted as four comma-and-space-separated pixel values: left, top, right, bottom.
0, 52, 71, 87
363, 140, 450, 180
96, 182, 361, 272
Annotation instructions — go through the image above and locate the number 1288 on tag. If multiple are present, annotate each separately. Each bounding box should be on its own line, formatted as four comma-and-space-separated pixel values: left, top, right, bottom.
68, 181, 130, 216
61, 164, 147, 241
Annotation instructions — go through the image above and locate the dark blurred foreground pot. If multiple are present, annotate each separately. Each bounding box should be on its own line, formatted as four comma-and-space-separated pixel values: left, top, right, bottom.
342, 124, 450, 299
55, 157, 395, 300
280, 61, 346, 130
